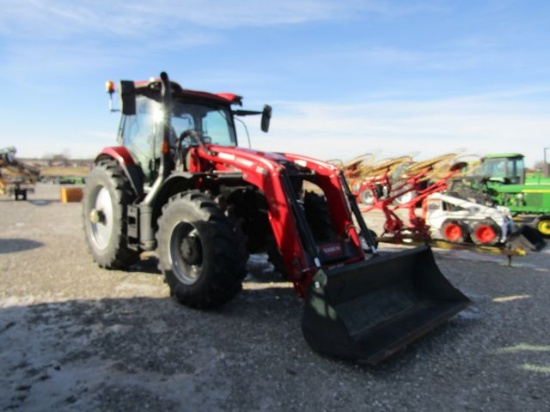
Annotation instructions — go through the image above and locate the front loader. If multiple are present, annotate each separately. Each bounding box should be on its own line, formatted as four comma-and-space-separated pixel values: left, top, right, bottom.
83, 72, 470, 364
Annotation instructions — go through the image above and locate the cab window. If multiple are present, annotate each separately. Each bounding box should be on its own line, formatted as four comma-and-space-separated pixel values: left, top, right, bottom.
119, 96, 162, 180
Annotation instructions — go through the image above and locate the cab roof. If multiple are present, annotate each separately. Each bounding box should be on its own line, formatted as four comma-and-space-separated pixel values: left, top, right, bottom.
482, 153, 524, 160
133, 78, 243, 106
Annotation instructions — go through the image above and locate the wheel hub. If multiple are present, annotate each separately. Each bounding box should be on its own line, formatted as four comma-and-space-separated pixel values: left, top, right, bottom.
476, 226, 496, 244
89, 186, 115, 250
181, 237, 202, 265
538, 219, 550, 236
89, 208, 105, 224
444, 223, 463, 242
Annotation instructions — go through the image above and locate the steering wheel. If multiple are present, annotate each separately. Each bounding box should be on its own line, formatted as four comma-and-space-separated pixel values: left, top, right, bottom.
177, 129, 214, 159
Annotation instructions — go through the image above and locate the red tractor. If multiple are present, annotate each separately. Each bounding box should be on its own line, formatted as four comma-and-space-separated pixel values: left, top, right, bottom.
83, 72, 470, 364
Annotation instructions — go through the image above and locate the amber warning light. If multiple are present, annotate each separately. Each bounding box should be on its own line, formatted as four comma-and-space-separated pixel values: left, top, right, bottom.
106, 80, 116, 94
105, 80, 119, 112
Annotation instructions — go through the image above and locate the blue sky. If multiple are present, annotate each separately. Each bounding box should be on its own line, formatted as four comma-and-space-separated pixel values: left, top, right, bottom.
1, 0, 549, 167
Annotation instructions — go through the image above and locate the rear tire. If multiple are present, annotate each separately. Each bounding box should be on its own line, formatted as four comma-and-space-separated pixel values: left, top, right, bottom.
267, 234, 287, 277
157, 191, 248, 309
267, 191, 336, 277
470, 220, 501, 246
303, 191, 337, 242
82, 160, 140, 268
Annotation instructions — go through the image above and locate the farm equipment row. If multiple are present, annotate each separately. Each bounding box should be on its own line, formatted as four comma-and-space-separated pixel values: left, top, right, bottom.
346, 152, 545, 256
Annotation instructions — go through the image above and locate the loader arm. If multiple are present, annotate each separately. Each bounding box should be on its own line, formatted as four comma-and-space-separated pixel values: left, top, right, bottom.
189, 144, 366, 295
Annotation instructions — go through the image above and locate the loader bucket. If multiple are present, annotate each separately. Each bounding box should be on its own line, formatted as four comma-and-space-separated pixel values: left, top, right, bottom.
302, 245, 470, 365
507, 225, 546, 252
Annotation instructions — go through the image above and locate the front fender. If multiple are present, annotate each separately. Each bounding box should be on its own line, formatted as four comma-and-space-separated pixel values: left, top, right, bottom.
152, 172, 198, 224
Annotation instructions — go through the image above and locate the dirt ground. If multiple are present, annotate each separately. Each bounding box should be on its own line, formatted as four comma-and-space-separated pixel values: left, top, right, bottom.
1, 184, 549, 411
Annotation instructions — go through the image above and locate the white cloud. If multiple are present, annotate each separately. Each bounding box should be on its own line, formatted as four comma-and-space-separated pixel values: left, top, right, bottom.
0, 0, 351, 80
0, 1, 350, 38
248, 92, 550, 166
2, 0, 548, 168
11, 89, 549, 167
0, 0, 439, 39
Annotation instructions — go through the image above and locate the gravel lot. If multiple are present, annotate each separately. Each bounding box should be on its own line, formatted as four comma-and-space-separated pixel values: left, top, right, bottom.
1, 184, 549, 412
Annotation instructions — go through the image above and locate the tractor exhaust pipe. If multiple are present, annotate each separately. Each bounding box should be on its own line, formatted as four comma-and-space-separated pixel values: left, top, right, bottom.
139, 72, 174, 250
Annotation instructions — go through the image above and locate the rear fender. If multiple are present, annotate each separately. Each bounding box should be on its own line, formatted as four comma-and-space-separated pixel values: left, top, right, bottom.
95, 146, 136, 167
95, 147, 144, 197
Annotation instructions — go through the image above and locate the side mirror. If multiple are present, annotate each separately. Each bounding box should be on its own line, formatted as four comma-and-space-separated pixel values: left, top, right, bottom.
120, 80, 136, 115
261, 105, 272, 133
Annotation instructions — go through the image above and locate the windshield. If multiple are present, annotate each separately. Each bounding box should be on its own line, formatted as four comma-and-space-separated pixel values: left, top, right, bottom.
476, 157, 525, 181
171, 101, 237, 147
119, 96, 237, 181
510, 157, 525, 179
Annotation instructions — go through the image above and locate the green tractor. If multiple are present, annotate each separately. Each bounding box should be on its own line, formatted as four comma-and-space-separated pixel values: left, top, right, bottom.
468, 151, 550, 237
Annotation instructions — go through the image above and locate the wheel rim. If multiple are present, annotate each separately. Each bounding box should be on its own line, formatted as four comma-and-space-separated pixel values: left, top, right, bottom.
443, 223, 463, 242
474, 224, 497, 244
170, 222, 203, 285
89, 186, 114, 250
537, 219, 550, 236
394, 189, 415, 205
360, 189, 374, 205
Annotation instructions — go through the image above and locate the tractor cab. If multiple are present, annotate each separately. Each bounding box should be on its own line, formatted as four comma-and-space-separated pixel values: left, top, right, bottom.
475, 153, 525, 185
114, 80, 238, 183
108, 78, 270, 184
117, 94, 238, 182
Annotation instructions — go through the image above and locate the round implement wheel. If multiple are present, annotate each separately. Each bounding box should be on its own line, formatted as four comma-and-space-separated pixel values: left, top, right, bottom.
393, 187, 416, 205
535, 216, 550, 238
82, 160, 140, 268
359, 189, 374, 205
440, 220, 468, 243
470, 220, 502, 246
156, 191, 248, 309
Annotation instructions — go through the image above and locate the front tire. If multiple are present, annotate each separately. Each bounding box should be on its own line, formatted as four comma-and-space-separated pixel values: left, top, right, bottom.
470, 220, 501, 246
534, 216, 550, 238
157, 191, 248, 309
82, 160, 140, 268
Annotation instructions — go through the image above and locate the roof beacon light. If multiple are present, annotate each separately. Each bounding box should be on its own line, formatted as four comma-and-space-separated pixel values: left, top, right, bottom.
106, 80, 116, 95
105, 80, 118, 112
